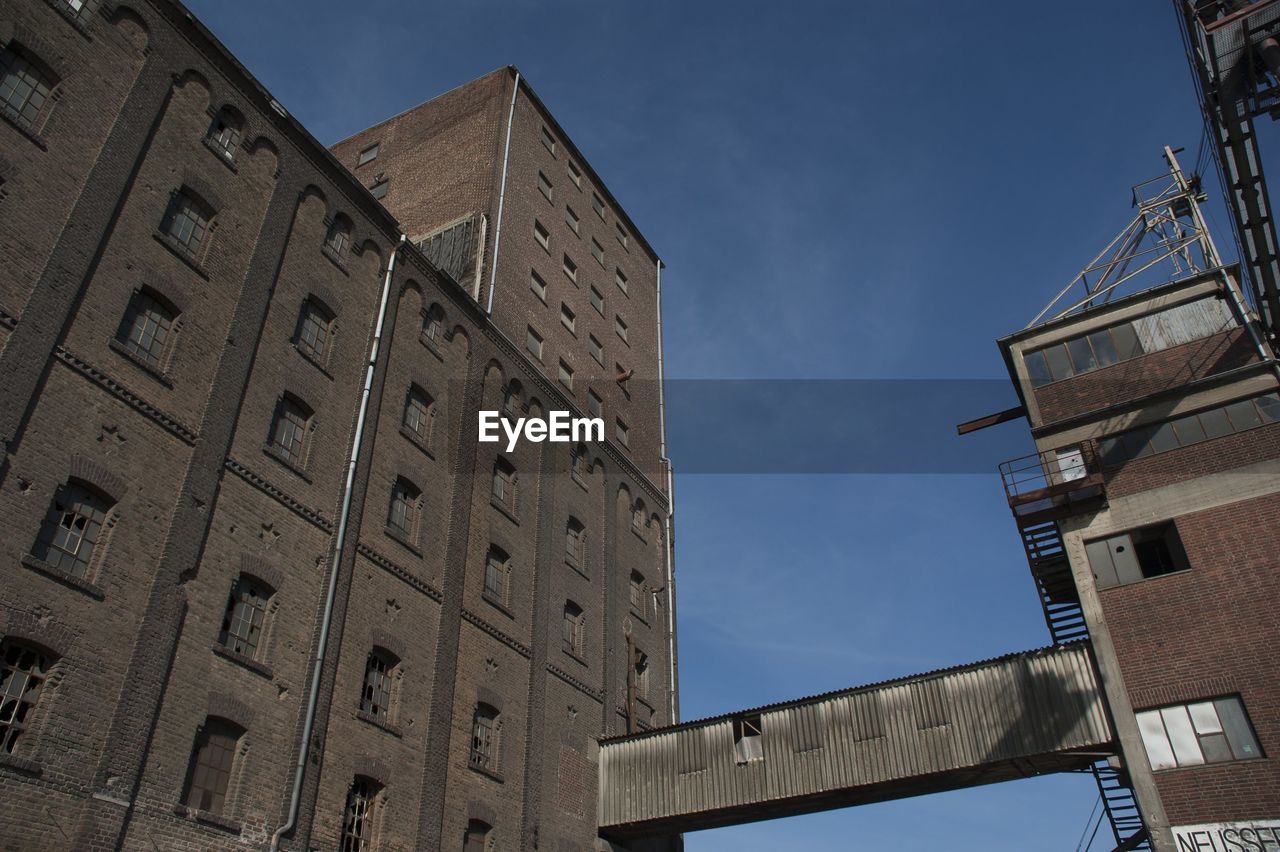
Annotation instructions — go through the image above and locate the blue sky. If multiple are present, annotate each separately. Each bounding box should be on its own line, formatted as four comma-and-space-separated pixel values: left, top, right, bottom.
186, 2, 1268, 848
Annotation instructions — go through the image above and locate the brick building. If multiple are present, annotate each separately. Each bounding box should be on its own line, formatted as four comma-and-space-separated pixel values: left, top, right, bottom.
996, 265, 1280, 849
0, 1, 676, 850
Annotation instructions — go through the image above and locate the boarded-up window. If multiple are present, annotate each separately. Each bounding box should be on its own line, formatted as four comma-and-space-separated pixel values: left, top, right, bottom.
790, 703, 823, 753
847, 693, 885, 742
677, 728, 708, 774
911, 679, 950, 729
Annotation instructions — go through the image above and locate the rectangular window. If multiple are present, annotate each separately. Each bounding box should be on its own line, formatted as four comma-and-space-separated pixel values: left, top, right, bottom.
32, 484, 108, 579
592, 192, 605, 218
733, 715, 764, 764
560, 303, 575, 334
565, 205, 579, 234
525, 326, 543, 361
357, 142, 379, 166
361, 651, 394, 719
404, 387, 433, 443
562, 254, 577, 283
1136, 696, 1262, 770
534, 220, 550, 252
538, 171, 553, 202
588, 334, 604, 366
342, 779, 377, 851
588, 390, 603, 418
1085, 522, 1189, 590
0, 46, 54, 129
589, 286, 604, 315
615, 315, 628, 344
616, 222, 629, 249
1098, 392, 1280, 466
541, 125, 556, 155
616, 418, 629, 447
591, 238, 604, 266
370, 179, 389, 200
272, 398, 310, 467
530, 269, 547, 302
616, 268, 628, 294
484, 547, 507, 601
567, 160, 582, 188
558, 359, 574, 390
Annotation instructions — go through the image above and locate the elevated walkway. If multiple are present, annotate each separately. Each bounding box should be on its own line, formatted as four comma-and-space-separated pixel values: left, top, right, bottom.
598, 643, 1113, 838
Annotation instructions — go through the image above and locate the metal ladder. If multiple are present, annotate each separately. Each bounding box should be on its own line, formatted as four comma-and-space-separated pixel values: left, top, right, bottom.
1092, 762, 1152, 850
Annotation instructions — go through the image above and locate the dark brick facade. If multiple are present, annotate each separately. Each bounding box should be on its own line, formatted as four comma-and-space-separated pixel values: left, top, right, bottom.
0, 2, 676, 851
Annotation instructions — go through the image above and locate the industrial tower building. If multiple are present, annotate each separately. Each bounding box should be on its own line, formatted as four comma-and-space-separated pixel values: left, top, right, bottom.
0, 1, 674, 850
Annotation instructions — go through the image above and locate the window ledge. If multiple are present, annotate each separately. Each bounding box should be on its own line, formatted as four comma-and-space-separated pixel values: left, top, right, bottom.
108, 338, 174, 387
399, 424, 435, 459
321, 244, 349, 275
201, 136, 238, 172
42, 0, 95, 38
630, 609, 649, 626
294, 344, 334, 380
384, 524, 422, 556
571, 472, 589, 493
564, 649, 588, 667
261, 443, 312, 483
21, 554, 105, 599
153, 232, 209, 279
1153, 756, 1264, 773
0, 107, 48, 150
0, 751, 42, 776
356, 709, 403, 738
566, 558, 589, 580
211, 644, 273, 679
482, 591, 514, 620
173, 804, 242, 835
490, 496, 519, 525
468, 763, 505, 784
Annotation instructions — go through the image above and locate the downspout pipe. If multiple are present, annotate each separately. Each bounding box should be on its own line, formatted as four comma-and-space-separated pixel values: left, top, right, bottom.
655, 258, 678, 723
486, 71, 520, 315
270, 234, 406, 852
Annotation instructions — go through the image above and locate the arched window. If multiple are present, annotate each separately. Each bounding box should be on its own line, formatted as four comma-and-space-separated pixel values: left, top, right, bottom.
483, 545, 509, 606
463, 819, 492, 852
632, 498, 647, 532
116, 288, 177, 371
501, 380, 521, 419
387, 478, 420, 539
268, 395, 313, 469
491, 457, 516, 512
562, 601, 584, 656
0, 640, 53, 755
341, 776, 381, 852
324, 215, 351, 258
565, 516, 586, 568
633, 648, 649, 700
181, 717, 244, 815
31, 481, 112, 579
295, 297, 335, 364
217, 575, 273, 660
0, 44, 57, 131
205, 107, 242, 161
160, 188, 214, 260
422, 305, 445, 348
469, 703, 501, 773
360, 648, 397, 721
629, 570, 647, 620
570, 442, 587, 482
403, 385, 435, 446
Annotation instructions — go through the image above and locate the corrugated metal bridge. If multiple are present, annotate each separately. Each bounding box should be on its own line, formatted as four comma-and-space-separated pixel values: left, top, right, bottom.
599, 643, 1114, 838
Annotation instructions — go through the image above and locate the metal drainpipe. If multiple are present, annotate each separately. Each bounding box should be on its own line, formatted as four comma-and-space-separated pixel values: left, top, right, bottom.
485, 72, 520, 315
655, 258, 678, 723
270, 234, 406, 852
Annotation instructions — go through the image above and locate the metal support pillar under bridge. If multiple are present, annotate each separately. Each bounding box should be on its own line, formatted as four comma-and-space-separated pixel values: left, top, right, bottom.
598, 643, 1145, 849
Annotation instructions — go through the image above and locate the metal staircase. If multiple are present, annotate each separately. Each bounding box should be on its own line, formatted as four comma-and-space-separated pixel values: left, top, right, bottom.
1018, 519, 1088, 644
1093, 763, 1152, 850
